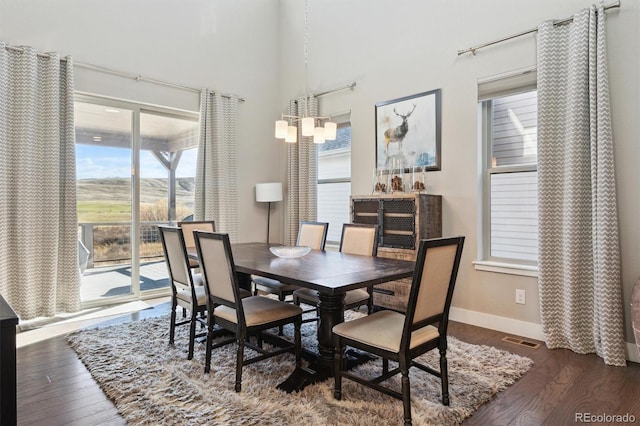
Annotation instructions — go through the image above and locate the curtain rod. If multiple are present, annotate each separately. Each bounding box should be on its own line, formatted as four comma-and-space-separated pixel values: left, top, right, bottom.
75, 62, 246, 102
457, 0, 620, 56
314, 82, 357, 98
3, 44, 245, 101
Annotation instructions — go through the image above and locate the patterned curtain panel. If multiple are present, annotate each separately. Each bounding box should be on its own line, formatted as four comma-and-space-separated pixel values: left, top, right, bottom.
285, 96, 318, 245
0, 43, 79, 319
195, 90, 239, 241
537, 5, 626, 366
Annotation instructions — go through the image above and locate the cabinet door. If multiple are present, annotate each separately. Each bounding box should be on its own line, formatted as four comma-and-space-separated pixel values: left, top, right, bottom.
352, 199, 380, 225
381, 199, 415, 249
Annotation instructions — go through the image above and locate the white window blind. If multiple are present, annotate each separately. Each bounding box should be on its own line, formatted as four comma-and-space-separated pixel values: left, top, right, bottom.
490, 171, 538, 261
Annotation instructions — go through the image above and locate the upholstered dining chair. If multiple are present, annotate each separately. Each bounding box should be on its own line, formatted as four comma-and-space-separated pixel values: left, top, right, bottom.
158, 225, 208, 360
178, 220, 216, 268
252, 221, 329, 301
332, 236, 465, 426
293, 223, 379, 314
194, 230, 303, 392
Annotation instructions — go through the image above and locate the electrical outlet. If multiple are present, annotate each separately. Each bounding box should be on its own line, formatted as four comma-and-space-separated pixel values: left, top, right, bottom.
515, 289, 526, 305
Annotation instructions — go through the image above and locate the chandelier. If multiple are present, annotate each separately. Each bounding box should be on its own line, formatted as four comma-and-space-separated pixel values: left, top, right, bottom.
274, 0, 336, 144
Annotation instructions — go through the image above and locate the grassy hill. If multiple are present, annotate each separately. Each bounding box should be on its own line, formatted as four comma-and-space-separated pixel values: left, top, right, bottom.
77, 177, 195, 222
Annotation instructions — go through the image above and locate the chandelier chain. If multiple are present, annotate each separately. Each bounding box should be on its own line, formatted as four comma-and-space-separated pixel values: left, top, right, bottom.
304, 0, 309, 117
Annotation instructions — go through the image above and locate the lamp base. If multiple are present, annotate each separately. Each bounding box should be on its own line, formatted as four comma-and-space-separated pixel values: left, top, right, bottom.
266, 201, 271, 244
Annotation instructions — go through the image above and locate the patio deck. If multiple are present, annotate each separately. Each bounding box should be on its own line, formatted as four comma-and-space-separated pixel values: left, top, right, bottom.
80, 260, 170, 302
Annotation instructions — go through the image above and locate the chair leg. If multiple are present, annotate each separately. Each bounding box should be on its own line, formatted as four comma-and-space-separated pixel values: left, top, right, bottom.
440, 347, 450, 406
199, 310, 206, 329
235, 336, 244, 392
294, 319, 302, 368
367, 286, 374, 314
204, 317, 214, 373
333, 337, 343, 400
401, 367, 412, 426
188, 309, 197, 360
278, 294, 285, 335
169, 301, 177, 345
182, 307, 187, 318
382, 358, 389, 374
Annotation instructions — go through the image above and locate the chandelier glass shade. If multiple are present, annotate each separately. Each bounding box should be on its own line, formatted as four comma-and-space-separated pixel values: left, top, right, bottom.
274, 0, 336, 145
275, 113, 336, 144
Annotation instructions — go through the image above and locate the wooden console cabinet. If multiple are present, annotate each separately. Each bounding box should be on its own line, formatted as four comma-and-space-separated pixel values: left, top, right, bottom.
0, 294, 18, 425
351, 193, 442, 312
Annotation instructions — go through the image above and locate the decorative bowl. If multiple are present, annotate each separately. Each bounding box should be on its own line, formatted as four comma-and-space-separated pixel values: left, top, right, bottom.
269, 246, 311, 259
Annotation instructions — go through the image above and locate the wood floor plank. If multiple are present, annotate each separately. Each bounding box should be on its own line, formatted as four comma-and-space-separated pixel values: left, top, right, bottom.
19, 381, 115, 425
543, 356, 634, 424
508, 359, 587, 425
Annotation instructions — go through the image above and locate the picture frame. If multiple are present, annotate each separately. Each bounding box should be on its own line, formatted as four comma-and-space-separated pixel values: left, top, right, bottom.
375, 89, 441, 172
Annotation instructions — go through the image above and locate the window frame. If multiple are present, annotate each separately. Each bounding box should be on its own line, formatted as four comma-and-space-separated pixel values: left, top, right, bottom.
477, 70, 539, 275
74, 92, 199, 307
317, 115, 351, 246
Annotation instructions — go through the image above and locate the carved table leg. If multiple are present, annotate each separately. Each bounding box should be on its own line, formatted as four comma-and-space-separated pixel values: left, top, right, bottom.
276, 293, 345, 392
316, 292, 346, 374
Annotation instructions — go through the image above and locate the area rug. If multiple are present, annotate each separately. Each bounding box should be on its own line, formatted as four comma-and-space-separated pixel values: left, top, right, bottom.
67, 312, 533, 425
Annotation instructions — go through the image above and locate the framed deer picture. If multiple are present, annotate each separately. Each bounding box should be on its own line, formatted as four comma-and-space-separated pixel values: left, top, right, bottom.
375, 89, 441, 172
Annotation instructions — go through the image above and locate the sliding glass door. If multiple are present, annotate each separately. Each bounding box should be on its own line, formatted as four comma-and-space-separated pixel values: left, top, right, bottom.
75, 95, 198, 307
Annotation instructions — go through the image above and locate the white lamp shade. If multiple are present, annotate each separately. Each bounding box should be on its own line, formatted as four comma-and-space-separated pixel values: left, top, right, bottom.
301, 117, 315, 136
324, 121, 337, 140
285, 125, 298, 143
275, 120, 288, 139
256, 182, 283, 202
313, 126, 325, 144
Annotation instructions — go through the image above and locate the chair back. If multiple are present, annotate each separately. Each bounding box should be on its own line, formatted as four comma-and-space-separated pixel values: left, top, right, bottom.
297, 221, 329, 250
158, 226, 194, 292
339, 223, 379, 256
193, 231, 242, 311
402, 236, 465, 350
178, 220, 216, 251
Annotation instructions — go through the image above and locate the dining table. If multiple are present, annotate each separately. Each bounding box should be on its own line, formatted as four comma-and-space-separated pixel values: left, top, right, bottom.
191, 242, 415, 391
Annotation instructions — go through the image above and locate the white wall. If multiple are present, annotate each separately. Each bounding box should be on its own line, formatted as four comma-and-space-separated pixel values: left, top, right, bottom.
280, 0, 640, 349
0, 0, 286, 244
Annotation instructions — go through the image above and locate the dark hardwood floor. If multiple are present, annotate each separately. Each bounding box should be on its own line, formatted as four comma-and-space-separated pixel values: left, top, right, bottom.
16, 303, 640, 425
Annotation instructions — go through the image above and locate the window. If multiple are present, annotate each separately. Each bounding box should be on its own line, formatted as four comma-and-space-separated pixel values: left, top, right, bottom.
479, 71, 538, 267
317, 116, 351, 245
75, 94, 199, 304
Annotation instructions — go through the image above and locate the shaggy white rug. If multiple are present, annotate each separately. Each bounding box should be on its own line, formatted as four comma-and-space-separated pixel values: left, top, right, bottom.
67, 313, 533, 425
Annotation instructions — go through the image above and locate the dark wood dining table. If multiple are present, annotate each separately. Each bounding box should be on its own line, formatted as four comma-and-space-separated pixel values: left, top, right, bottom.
227, 242, 415, 391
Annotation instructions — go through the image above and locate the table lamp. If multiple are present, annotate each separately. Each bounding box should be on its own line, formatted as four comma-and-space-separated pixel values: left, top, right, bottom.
255, 182, 283, 243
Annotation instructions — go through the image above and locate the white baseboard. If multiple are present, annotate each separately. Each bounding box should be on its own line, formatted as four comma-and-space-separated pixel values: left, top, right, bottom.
449, 307, 640, 364
449, 307, 546, 341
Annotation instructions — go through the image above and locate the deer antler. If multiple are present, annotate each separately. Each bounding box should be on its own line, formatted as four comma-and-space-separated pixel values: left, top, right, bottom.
393, 104, 417, 118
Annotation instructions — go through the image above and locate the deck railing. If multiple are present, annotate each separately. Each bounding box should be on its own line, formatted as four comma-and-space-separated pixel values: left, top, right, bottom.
78, 221, 170, 269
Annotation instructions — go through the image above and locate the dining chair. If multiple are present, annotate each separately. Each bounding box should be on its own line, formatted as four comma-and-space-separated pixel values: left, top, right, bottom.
332, 236, 465, 426
252, 221, 329, 301
194, 230, 303, 392
178, 220, 216, 268
293, 223, 379, 314
158, 225, 208, 360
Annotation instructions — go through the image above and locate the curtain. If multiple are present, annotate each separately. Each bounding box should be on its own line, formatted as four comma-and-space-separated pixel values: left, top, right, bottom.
537, 5, 626, 366
0, 43, 79, 320
195, 90, 239, 241
285, 96, 318, 245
